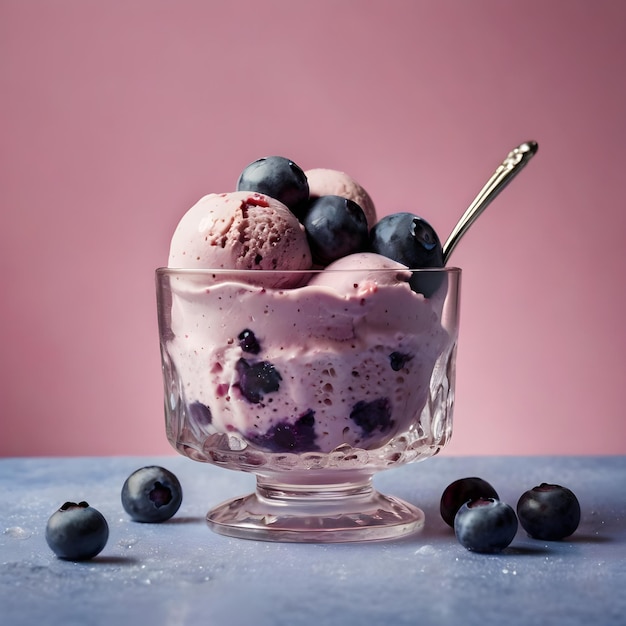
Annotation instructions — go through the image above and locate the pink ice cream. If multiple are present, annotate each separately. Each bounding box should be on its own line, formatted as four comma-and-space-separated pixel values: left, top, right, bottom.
168, 191, 312, 288
161, 252, 453, 455
305, 168, 378, 229
308, 252, 412, 291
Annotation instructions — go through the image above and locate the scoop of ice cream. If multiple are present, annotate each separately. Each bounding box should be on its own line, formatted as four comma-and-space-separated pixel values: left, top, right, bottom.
308, 252, 411, 295
168, 191, 312, 288
305, 168, 377, 229
309, 251, 448, 323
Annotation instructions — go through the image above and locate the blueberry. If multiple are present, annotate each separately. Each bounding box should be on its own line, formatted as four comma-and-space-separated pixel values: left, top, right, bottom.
121, 466, 183, 523
350, 397, 392, 435
454, 498, 518, 553
389, 351, 413, 372
249, 410, 318, 452
238, 328, 261, 354
235, 358, 282, 403
45, 501, 109, 561
440, 477, 499, 528
370, 212, 443, 267
236, 156, 309, 216
516, 483, 581, 541
189, 401, 212, 425
302, 195, 369, 265
369, 212, 444, 297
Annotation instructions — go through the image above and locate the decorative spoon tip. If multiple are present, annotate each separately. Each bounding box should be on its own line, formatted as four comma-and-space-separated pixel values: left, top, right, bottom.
442, 140, 539, 264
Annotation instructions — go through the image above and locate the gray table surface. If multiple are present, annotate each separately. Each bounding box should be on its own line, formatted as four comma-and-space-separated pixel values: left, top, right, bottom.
1, 455, 625, 626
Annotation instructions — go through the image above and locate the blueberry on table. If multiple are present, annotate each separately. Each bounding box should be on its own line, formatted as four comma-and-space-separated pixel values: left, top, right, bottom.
440, 477, 499, 528
302, 195, 369, 265
454, 498, 518, 553
45, 501, 109, 561
236, 156, 309, 216
121, 466, 183, 523
369, 212, 444, 297
517, 483, 581, 540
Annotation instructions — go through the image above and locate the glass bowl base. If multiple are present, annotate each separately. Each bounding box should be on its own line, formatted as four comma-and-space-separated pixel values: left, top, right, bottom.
205, 477, 425, 543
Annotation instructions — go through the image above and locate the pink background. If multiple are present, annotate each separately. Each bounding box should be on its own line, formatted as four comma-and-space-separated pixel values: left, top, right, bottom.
1, 1, 625, 458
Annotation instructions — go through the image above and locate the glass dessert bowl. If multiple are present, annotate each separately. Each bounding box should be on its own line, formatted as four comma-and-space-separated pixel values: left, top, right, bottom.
156, 265, 461, 542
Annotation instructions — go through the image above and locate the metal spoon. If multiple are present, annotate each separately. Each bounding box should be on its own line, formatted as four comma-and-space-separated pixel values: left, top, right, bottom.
442, 140, 539, 265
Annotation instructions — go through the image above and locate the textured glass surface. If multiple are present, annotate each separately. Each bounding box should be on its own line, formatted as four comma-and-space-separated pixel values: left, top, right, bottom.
156, 267, 461, 541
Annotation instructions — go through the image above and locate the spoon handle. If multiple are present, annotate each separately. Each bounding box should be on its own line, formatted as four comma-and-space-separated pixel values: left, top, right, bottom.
442, 140, 539, 265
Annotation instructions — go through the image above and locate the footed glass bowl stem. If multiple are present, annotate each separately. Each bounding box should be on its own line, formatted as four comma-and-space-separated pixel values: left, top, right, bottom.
206, 473, 425, 542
